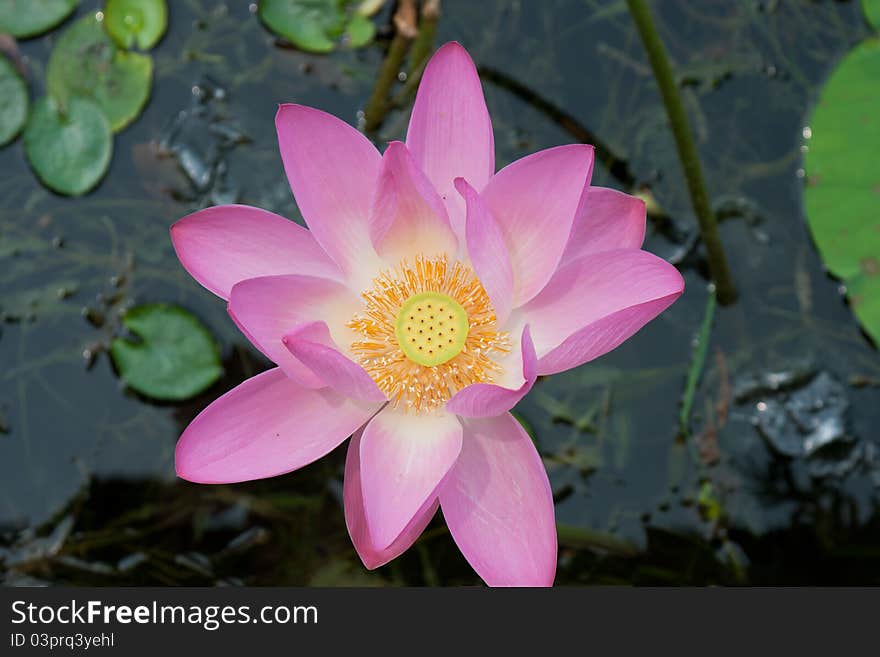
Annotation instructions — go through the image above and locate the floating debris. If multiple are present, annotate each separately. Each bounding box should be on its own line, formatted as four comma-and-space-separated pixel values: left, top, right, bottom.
807, 441, 864, 479
221, 527, 270, 556
733, 358, 816, 403
746, 370, 864, 478
0, 515, 74, 568
1, 281, 79, 323
56, 555, 115, 576
204, 502, 250, 532
117, 552, 148, 573
714, 195, 770, 245
174, 551, 214, 578
2, 572, 51, 587
156, 76, 248, 206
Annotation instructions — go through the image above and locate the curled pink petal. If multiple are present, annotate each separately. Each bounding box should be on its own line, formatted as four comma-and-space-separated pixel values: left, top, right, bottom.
360, 407, 462, 550
537, 296, 681, 376
369, 141, 458, 262
521, 249, 685, 375
282, 322, 387, 403
175, 368, 378, 484
481, 145, 595, 307
445, 325, 536, 417
344, 428, 438, 569
455, 177, 513, 324
228, 275, 361, 388
170, 204, 341, 300
276, 104, 382, 283
406, 42, 494, 237
439, 413, 557, 587
560, 186, 647, 265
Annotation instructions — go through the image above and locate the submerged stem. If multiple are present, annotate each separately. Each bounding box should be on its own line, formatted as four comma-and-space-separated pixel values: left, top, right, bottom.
478, 65, 636, 189
625, 0, 737, 304
363, 0, 418, 133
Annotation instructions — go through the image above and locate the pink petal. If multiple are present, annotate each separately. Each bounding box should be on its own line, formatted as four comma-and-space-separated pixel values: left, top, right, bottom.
360, 407, 462, 550
445, 325, 536, 417
439, 413, 557, 587
481, 145, 595, 307
170, 204, 342, 300
537, 296, 682, 376
560, 186, 647, 266
276, 104, 382, 284
455, 177, 513, 324
344, 428, 438, 569
369, 141, 458, 263
406, 42, 494, 238
521, 249, 684, 375
175, 368, 378, 484
228, 275, 361, 388
282, 322, 386, 403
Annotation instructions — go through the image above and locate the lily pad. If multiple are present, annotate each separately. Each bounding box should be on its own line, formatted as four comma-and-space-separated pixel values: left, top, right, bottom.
345, 12, 375, 48
259, 0, 374, 53
864, 0, 880, 30
104, 0, 168, 50
0, 0, 77, 39
0, 56, 28, 147
46, 14, 153, 132
111, 304, 222, 401
23, 96, 112, 196
803, 38, 880, 344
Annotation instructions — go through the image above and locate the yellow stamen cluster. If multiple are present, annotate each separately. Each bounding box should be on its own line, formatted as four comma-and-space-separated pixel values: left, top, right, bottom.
347, 255, 510, 413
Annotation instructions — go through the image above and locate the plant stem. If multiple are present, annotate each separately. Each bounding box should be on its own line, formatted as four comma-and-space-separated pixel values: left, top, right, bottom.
390, 0, 442, 109
678, 284, 716, 438
556, 523, 639, 557
407, 0, 440, 78
625, 0, 737, 304
363, 0, 418, 133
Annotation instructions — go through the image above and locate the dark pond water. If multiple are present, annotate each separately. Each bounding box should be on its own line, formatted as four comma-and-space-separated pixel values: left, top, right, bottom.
2, 0, 879, 585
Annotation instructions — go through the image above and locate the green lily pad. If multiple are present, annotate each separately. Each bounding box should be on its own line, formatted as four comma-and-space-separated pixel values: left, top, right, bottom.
864, 0, 880, 30
0, 56, 28, 147
111, 304, 222, 401
259, 0, 375, 53
104, 0, 168, 50
345, 12, 375, 48
803, 38, 880, 344
46, 14, 153, 132
23, 96, 112, 196
0, 0, 77, 39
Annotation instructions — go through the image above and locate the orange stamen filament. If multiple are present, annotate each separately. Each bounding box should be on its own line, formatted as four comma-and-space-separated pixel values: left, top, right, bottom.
347, 255, 510, 413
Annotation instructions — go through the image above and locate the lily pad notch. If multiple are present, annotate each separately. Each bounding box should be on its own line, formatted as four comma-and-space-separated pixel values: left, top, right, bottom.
111, 304, 223, 401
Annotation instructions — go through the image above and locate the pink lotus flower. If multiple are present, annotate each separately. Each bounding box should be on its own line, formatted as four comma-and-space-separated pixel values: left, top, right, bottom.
170, 42, 683, 586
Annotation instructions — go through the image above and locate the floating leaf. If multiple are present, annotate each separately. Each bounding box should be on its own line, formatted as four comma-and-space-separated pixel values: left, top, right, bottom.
864, 0, 880, 30
46, 14, 153, 132
804, 39, 880, 344
111, 304, 222, 401
104, 0, 168, 50
0, 0, 77, 39
0, 56, 28, 147
23, 96, 112, 196
345, 12, 375, 48
259, 0, 374, 53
